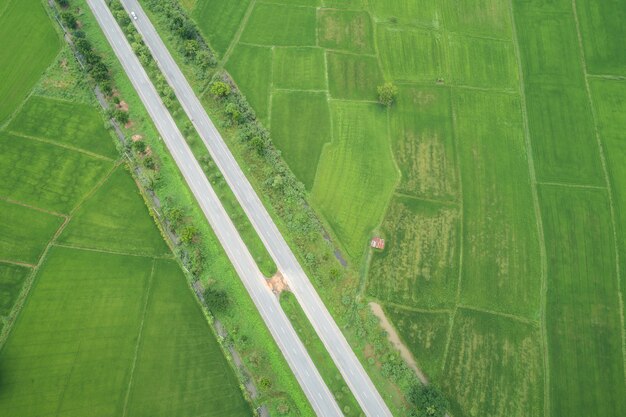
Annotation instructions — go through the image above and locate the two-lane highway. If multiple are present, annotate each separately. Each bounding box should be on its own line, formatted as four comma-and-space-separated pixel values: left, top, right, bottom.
85, 1, 343, 415
117, 1, 393, 416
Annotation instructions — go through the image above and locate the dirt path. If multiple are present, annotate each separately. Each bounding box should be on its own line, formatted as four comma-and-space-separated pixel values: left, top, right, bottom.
369, 302, 429, 385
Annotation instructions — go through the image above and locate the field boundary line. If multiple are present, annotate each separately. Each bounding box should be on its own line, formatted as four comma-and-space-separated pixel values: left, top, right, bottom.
273, 88, 328, 94
0, 162, 117, 351
54, 340, 82, 417
218, 0, 257, 68
586, 74, 626, 81
52, 243, 172, 259
393, 191, 459, 207
538, 181, 606, 190
8, 131, 116, 161
328, 98, 379, 104
508, 1, 551, 414
382, 301, 453, 315
0, 259, 36, 268
0, 196, 67, 218
571, 0, 626, 381
122, 258, 156, 417
457, 305, 539, 326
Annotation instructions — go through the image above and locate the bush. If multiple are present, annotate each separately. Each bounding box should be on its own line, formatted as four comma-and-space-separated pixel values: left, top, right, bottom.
61, 11, 77, 29
203, 287, 231, 312
377, 82, 398, 106
408, 384, 448, 417
209, 81, 231, 98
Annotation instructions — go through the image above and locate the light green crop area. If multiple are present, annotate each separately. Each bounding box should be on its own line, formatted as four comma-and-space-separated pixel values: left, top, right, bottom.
0, 0, 60, 123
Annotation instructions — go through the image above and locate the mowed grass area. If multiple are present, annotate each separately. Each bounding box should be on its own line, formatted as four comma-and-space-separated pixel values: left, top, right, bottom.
311, 101, 397, 259
58, 166, 169, 257
0, 200, 63, 265
0, 0, 60, 123
8, 95, 118, 159
539, 186, 626, 417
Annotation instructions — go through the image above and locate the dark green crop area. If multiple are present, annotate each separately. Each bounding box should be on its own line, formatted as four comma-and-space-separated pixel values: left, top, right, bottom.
184, 0, 626, 415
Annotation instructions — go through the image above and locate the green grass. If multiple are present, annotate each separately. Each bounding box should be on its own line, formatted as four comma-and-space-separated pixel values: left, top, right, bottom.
226, 43, 272, 123
125, 259, 251, 417
272, 47, 327, 91
318, 9, 374, 54
280, 292, 363, 417
8, 95, 118, 159
0, 133, 113, 214
0, 0, 60, 123
369, 0, 440, 28
240, 3, 316, 46
442, 309, 544, 417
447, 35, 518, 89
58, 166, 169, 257
191, 0, 251, 56
590, 79, 626, 323
326, 51, 383, 101
0, 200, 63, 265
261, 0, 320, 6
389, 85, 458, 200
539, 185, 626, 417
442, 0, 513, 38
0, 247, 251, 417
312, 101, 397, 260
574, 0, 626, 75
453, 90, 541, 319
368, 197, 460, 309
376, 25, 444, 82
384, 305, 449, 380
0, 263, 30, 317
270, 91, 331, 189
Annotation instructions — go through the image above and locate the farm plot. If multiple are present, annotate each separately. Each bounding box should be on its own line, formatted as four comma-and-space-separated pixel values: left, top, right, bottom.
367, 197, 460, 309
539, 186, 626, 417
272, 47, 327, 91
326, 51, 383, 101
0, 133, 112, 214
0, 0, 60, 123
0, 200, 63, 265
389, 85, 458, 200
189, 0, 252, 56
311, 101, 397, 259
0, 263, 30, 319
384, 306, 450, 380
240, 3, 316, 47
8, 95, 118, 159
453, 90, 541, 319
442, 309, 544, 417
58, 166, 169, 257
270, 91, 331, 189
590, 79, 626, 319
369, 0, 439, 29
317, 9, 374, 54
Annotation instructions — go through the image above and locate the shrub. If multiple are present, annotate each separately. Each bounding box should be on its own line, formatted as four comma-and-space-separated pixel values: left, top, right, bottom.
408, 384, 448, 417
377, 82, 398, 106
203, 287, 231, 312
209, 81, 231, 98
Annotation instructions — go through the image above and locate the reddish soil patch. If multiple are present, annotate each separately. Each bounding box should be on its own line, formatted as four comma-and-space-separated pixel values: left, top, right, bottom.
131, 134, 143, 142
266, 271, 289, 295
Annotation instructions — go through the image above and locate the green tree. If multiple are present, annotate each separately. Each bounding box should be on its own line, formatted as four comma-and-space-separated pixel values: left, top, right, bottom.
377, 82, 398, 107
203, 287, 230, 312
408, 385, 448, 417
209, 81, 231, 98
180, 224, 198, 244
183, 39, 199, 59
61, 11, 77, 29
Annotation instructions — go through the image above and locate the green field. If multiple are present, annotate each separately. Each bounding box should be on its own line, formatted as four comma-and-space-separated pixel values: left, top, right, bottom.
186, 0, 626, 416
8, 95, 119, 159
0, 46, 251, 417
0, 0, 60, 123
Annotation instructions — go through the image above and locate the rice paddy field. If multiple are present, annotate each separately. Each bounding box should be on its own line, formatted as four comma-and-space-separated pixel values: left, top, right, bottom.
0, 15, 252, 414
186, 0, 626, 416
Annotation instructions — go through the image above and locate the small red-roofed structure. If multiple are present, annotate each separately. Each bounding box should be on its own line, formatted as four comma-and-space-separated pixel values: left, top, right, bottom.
370, 237, 385, 250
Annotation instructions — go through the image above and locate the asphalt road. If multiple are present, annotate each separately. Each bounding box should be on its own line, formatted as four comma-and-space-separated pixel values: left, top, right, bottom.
85, 1, 344, 416
98, 0, 393, 415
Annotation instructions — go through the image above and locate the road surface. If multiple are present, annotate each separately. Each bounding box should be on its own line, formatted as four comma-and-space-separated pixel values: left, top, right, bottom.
117, 1, 393, 416
85, 1, 343, 415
